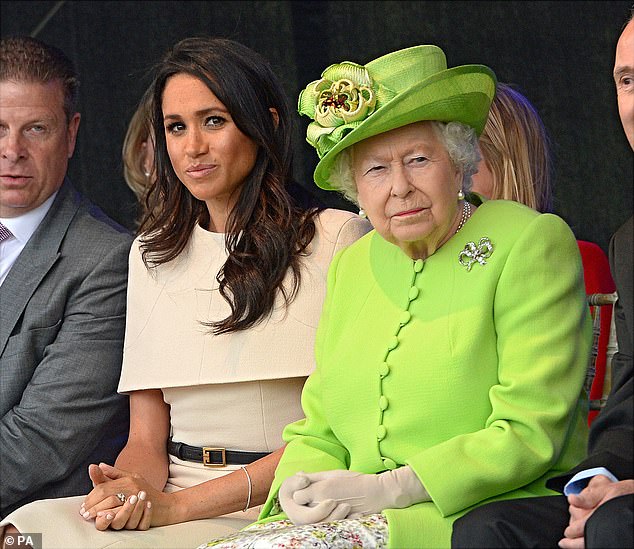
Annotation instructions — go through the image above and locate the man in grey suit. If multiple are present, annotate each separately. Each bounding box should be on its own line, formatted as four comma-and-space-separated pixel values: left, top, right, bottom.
0, 36, 132, 518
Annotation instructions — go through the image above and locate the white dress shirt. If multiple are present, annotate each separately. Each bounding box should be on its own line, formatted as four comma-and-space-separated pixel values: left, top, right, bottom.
564, 466, 619, 495
0, 191, 57, 286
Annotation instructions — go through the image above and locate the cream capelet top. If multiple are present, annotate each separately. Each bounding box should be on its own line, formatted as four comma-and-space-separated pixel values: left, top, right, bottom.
118, 208, 371, 392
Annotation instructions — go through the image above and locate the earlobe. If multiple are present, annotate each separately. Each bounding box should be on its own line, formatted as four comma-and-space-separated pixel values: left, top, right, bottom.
455, 168, 464, 191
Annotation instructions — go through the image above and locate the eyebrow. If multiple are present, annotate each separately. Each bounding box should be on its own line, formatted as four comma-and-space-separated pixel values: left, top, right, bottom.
28, 115, 56, 124
163, 105, 229, 122
0, 114, 57, 127
359, 141, 436, 160
614, 65, 634, 79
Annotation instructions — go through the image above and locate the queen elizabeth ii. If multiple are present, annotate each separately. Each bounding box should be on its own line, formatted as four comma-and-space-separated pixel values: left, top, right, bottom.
201, 44, 591, 549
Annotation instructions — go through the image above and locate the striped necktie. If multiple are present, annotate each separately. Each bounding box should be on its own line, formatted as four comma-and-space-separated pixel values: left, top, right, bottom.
0, 222, 14, 242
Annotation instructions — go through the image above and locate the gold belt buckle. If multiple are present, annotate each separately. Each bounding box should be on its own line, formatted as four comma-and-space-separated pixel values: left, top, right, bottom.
202, 447, 226, 467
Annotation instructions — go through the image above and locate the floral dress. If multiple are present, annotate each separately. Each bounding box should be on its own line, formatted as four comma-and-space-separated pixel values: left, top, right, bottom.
198, 514, 389, 549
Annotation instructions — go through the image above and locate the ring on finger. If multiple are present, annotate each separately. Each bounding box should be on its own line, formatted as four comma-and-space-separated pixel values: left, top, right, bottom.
115, 492, 126, 504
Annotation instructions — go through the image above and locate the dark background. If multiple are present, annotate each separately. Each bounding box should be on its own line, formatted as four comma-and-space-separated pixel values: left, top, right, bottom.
2, 0, 632, 252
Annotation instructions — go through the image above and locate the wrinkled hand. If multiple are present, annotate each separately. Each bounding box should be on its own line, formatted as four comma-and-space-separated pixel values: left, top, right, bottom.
288, 467, 428, 520
79, 463, 161, 530
559, 475, 634, 548
279, 472, 351, 525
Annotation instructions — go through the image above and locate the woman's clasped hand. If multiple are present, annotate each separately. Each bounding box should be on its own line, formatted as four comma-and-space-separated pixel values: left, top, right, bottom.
79, 464, 157, 530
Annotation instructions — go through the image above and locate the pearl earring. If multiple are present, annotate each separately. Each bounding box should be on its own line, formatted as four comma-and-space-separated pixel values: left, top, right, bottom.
457, 189, 465, 200
358, 209, 367, 218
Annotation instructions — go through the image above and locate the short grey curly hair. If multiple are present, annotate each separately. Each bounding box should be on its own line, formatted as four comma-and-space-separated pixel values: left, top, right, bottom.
327, 121, 481, 205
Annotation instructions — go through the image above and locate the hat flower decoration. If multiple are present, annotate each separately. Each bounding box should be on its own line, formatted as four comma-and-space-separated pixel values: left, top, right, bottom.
298, 45, 497, 190
299, 62, 395, 160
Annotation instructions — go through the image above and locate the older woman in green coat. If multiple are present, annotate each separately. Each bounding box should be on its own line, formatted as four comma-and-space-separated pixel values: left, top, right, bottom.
201, 45, 591, 549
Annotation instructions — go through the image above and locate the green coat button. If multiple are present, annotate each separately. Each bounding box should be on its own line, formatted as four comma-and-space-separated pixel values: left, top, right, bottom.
377, 425, 387, 440
387, 336, 399, 350
379, 396, 389, 410
408, 286, 419, 300
414, 259, 424, 272
400, 311, 411, 325
379, 363, 390, 378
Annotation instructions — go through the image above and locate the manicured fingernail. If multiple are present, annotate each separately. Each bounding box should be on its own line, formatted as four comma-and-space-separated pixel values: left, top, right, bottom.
138, 491, 146, 500
82, 511, 90, 519
129, 495, 138, 505
147, 501, 152, 509
106, 513, 113, 520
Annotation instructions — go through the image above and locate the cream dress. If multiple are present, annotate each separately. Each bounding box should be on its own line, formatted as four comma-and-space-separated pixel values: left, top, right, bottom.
0, 209, 370, 549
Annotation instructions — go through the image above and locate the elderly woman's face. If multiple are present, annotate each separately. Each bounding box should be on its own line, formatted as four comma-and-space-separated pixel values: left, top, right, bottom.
352, 121, 462, 259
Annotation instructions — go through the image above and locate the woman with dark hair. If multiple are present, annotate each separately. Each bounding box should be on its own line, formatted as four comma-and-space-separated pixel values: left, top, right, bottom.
0, 37, 369, 547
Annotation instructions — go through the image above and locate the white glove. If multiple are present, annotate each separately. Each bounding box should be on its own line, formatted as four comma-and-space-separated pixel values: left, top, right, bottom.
279, 472, 352, 525
292, 466, 429, 519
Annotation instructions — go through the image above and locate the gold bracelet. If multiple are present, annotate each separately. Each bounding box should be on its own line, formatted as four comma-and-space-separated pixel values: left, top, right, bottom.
241, 465, 252, 512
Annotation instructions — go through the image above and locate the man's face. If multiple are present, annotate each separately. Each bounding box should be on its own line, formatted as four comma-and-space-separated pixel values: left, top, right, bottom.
614, 19, 634, 151
0, 79, 80, 217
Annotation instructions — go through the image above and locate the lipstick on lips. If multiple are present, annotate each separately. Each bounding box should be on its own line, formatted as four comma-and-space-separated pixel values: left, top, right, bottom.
394, 207, 426, 217
185, 164, 216, 179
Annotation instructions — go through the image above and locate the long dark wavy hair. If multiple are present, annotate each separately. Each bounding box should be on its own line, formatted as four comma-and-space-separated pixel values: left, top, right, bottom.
139, 37, 319, 334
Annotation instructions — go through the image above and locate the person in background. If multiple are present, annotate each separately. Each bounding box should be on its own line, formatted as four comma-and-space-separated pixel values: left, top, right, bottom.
470, 80, 615, 425
471, 82, 552, 212
452, 13, 633, 549
0, 36, 131, 520
200, 43, 591, 549
0, 36, 370, 548
122, 89, 155, 224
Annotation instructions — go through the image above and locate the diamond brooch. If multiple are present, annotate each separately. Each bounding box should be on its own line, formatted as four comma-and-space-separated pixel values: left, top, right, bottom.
459, 237, 493, 271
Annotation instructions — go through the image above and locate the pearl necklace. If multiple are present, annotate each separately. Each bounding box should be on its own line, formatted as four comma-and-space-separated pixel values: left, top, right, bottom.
455, 201, 472, 233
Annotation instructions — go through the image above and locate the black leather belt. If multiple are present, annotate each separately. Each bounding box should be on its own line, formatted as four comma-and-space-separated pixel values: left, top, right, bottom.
167, 439, 270, 467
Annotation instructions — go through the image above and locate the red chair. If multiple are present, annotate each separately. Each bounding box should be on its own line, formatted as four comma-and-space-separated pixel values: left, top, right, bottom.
577, 240, 616, 425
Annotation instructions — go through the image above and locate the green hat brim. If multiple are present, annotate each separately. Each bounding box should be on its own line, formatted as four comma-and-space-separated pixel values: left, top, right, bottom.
313, 64, 496, 190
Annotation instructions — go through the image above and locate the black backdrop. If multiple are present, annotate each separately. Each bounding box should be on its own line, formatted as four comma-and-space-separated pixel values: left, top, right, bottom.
2, 0, 632, 252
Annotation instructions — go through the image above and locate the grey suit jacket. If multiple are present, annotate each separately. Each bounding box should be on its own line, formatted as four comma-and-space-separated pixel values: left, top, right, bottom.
0, 179, 132, 518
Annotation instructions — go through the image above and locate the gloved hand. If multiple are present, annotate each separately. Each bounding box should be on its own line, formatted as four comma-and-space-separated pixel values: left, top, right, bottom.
291, 466, 429, 519
279, 472, 352, 525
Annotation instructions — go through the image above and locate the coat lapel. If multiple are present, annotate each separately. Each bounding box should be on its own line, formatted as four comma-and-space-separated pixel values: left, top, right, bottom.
0, 179, 80, 355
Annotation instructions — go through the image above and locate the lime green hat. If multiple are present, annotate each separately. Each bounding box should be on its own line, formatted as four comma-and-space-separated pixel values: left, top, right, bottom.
298, 45, 497, 190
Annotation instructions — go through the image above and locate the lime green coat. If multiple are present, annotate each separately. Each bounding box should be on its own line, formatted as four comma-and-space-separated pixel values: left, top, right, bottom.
259, 200, 591, 548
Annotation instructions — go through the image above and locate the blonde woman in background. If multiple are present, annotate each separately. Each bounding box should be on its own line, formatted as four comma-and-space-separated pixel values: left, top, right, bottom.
122, 90, 155, 223
472, 82, 615, 418
472, 82, 553, 212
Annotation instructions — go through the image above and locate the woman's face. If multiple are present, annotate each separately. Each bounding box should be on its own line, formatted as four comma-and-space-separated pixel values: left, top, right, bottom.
353, 121, 463, 259
162, 73, 258, 232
